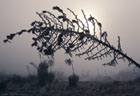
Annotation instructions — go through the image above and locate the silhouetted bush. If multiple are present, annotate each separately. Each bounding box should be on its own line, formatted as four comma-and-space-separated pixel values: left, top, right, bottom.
37, 60, 55, 87
68, 74, 79, 88
37, 63, 48, 86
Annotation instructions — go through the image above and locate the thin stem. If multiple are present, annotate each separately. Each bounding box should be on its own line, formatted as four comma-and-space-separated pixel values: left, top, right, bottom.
71, 63, 75, 75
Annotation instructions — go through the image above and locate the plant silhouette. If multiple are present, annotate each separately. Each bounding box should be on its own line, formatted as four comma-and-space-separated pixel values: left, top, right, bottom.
65, 58, 75, 75
65, 58, 79, 88
3, 6, 140, 69
30, 60, 55, 87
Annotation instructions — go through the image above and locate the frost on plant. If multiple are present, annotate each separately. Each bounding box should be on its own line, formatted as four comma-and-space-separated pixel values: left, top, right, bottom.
4, 6, 140, 69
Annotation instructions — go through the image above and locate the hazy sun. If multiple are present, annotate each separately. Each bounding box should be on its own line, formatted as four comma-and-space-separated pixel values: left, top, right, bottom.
77, 10, 101, 37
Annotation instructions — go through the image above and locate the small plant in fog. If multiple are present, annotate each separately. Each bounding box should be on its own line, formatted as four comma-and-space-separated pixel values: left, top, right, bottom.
65, 59, 75, 75
65, 58, 79, 88
30, 60, 55, 87
37, 60, 49, 86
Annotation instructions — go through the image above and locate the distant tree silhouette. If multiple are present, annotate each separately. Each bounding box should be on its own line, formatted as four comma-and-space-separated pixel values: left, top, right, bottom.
3, 6, 140, 69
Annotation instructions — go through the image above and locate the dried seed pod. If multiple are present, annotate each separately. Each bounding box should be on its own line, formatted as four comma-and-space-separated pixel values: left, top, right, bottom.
72, 19, 77, 24
97, 22, 102, 28
7, 34, 16, 40
53, 6, 63, 13
31, 41, 37, 47
88, 16, 94, 21
3, 39, 8, 43
42, 10, 47, 13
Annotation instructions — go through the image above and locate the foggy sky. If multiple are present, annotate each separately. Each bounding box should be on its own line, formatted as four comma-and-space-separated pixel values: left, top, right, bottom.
0, 0, 140, 78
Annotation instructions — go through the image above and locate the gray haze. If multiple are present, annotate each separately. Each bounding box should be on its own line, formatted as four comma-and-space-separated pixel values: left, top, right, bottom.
0, 0, 140, 79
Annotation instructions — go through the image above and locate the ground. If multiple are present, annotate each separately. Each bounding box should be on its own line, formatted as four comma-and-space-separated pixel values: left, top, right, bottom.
0, 77, 140, 96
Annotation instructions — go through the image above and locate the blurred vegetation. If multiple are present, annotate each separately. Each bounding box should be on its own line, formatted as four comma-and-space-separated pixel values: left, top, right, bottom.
68, 74, 79, 88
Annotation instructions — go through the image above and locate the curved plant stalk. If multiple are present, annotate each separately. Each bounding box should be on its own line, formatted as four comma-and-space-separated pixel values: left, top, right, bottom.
65, 58, 75, 75
4, 6, 140, 68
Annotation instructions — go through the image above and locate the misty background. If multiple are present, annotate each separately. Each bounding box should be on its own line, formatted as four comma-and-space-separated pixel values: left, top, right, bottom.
0, 0, 140, 80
